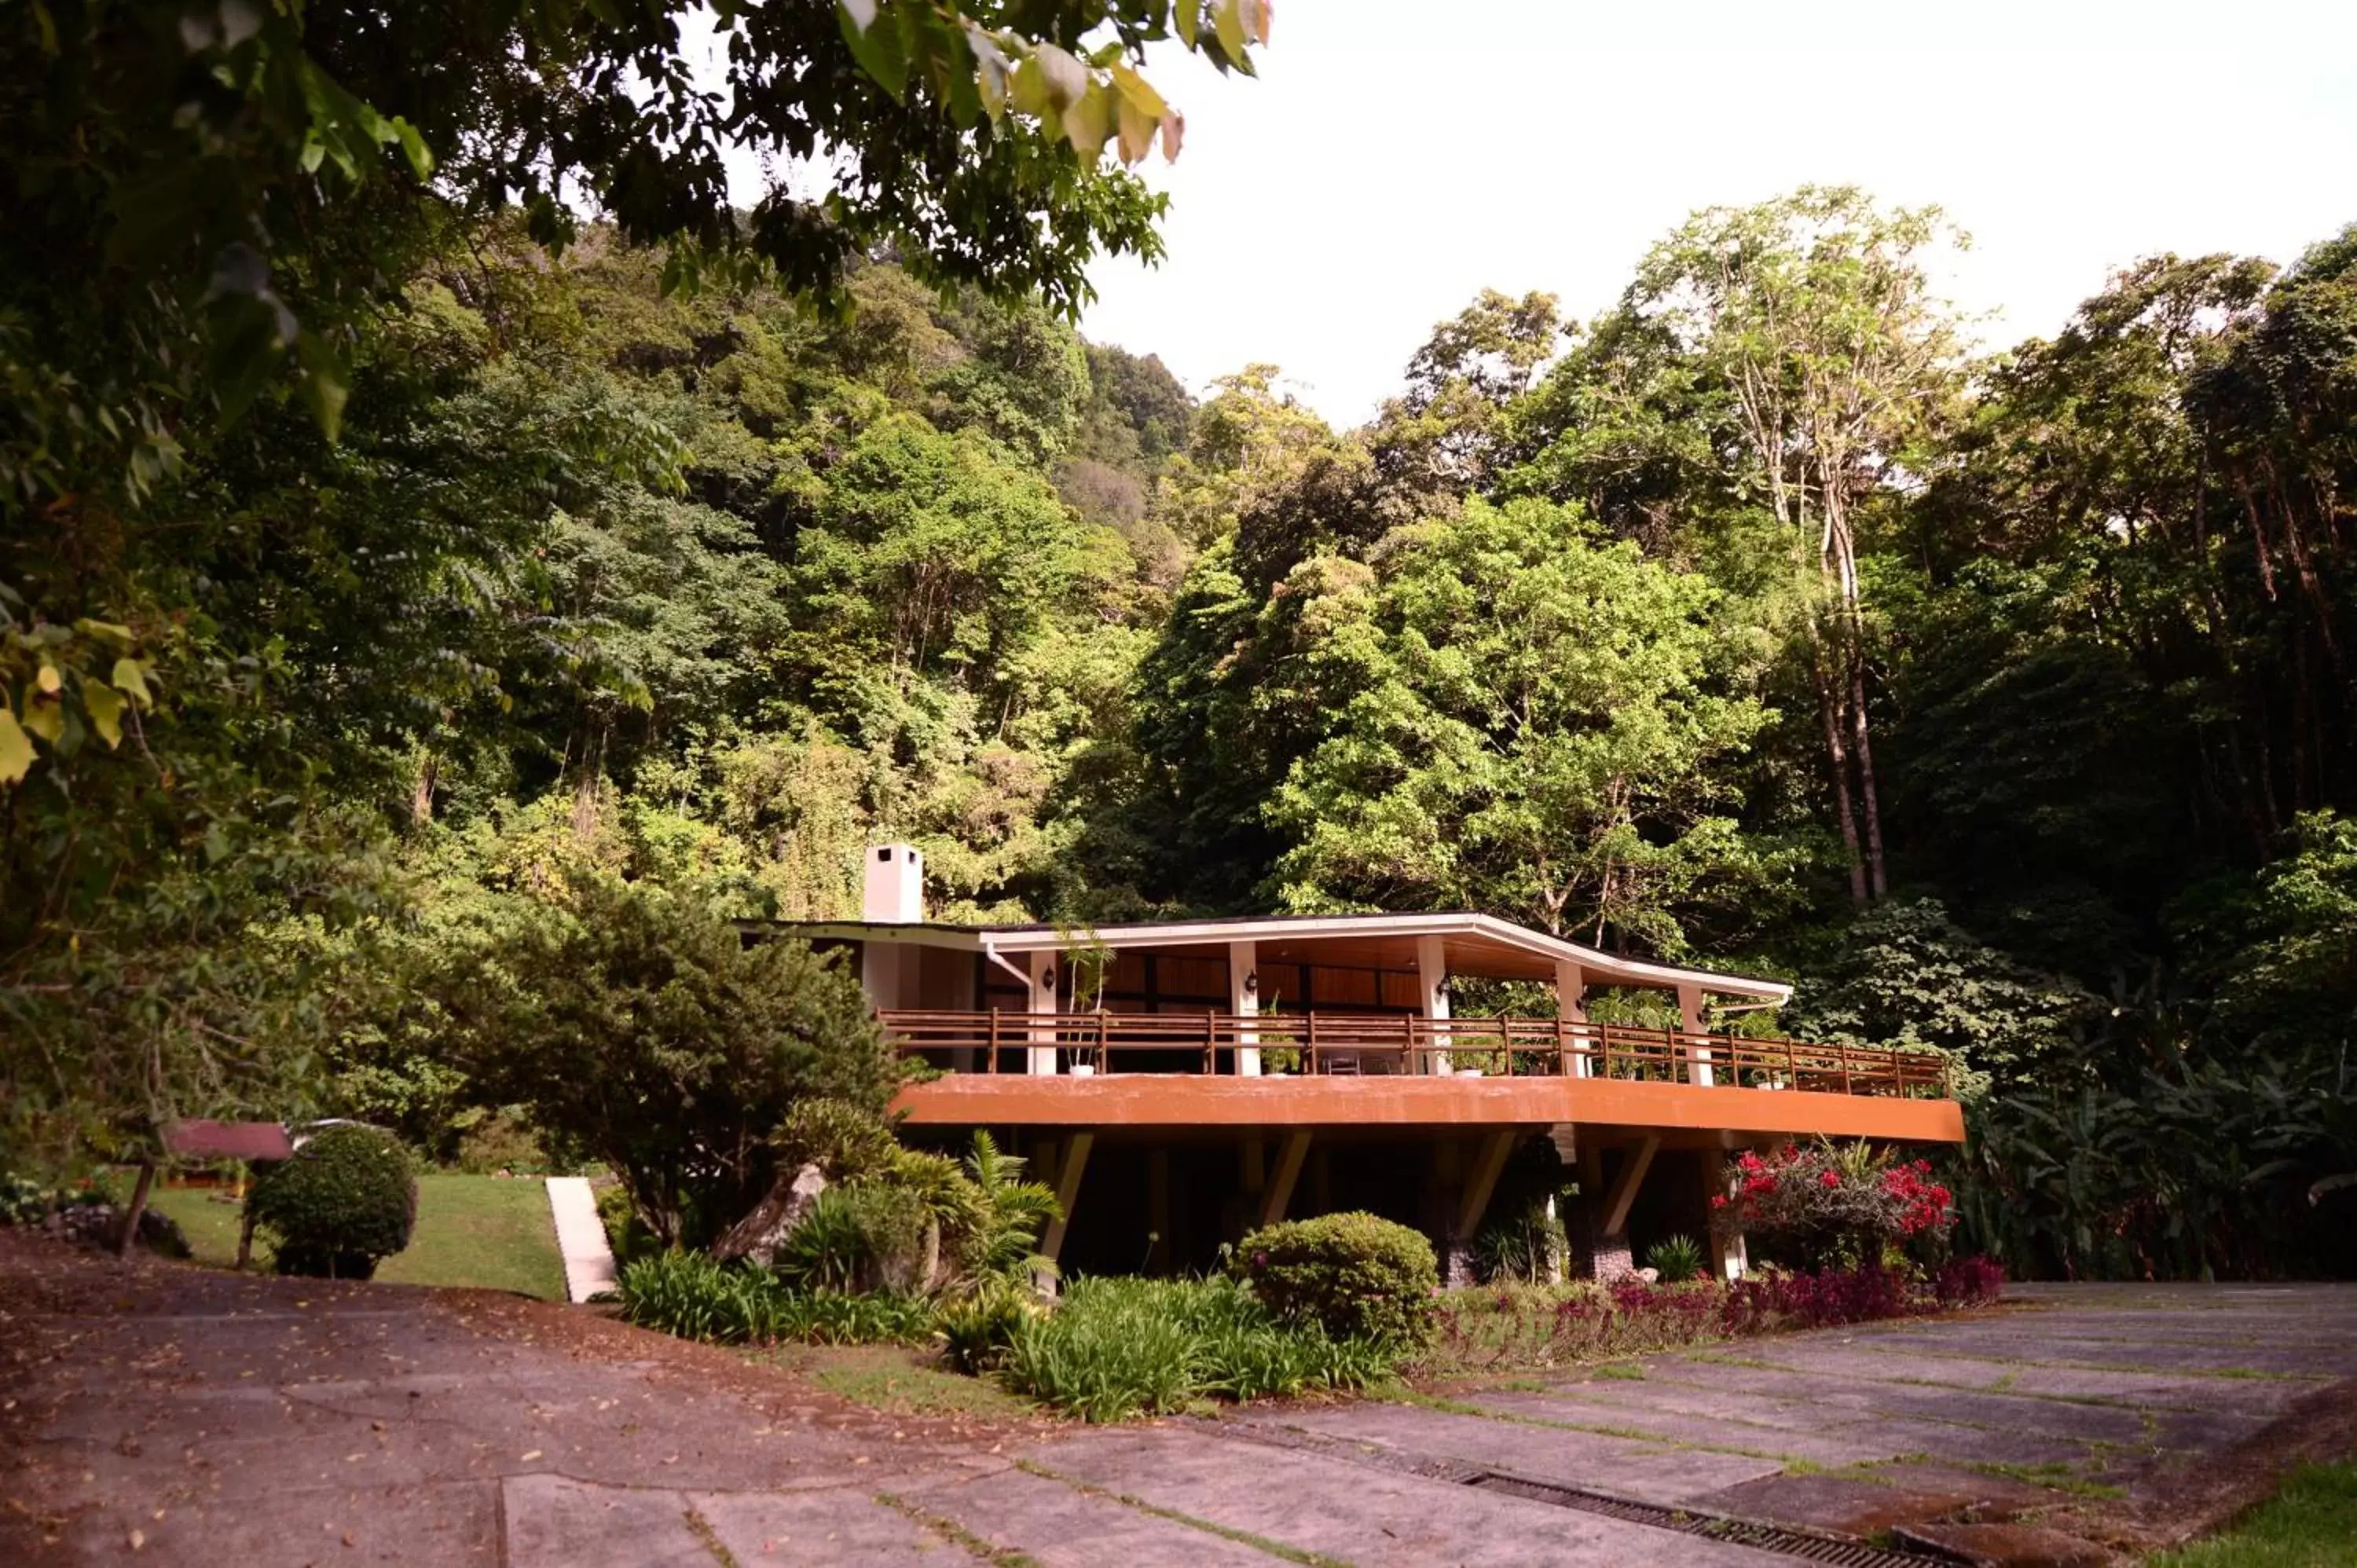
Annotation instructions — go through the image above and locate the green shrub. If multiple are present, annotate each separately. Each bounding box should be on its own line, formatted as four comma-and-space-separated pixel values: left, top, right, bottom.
614, 1250, 935, 1346
773, 1185, 931, 1292
1645, 1233, 1707, 1283
1231, 1211, 1439, 1345
246, 1126, 416, 1279
937, 1278, 1033, 1374
999, 1276, 1202, 1422
1474, 1195, 1567, 1283
453, 1107, 556, 1175
596, 1181, 659, 1267
997, 1275, 1398, 1421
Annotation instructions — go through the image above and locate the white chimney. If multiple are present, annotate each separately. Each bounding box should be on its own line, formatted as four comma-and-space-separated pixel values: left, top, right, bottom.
863, 843, 926, 924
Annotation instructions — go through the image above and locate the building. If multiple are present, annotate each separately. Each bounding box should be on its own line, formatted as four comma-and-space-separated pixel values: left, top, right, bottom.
768, 844, 1963, 1284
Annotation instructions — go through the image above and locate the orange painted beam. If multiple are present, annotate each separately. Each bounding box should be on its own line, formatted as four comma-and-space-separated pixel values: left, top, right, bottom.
890, 1075, 1965, 1143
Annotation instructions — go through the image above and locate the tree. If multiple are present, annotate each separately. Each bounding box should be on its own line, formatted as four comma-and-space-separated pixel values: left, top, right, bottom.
1626, 187, 1968, 903
1371, 288, 1561, 499
1264, 496, 1776, 954
447, 869, 897, 1248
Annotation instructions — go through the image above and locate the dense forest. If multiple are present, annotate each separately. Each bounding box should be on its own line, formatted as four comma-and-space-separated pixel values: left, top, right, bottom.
5, 5, 2351, 1280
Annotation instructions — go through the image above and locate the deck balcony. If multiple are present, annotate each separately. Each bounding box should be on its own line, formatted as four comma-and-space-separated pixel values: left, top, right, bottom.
880, 1009, 1952, 1098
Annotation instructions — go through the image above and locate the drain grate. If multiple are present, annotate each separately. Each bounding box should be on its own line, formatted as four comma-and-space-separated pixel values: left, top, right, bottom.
1193, 1416, 1966, 1568
1461, 1472, 1953, 1568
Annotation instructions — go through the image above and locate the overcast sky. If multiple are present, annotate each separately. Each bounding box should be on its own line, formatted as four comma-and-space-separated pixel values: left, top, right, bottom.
1069, 0, 2357, 428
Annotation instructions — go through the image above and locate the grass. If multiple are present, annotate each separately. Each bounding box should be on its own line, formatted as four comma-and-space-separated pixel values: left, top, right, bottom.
148, 1174, 567, 1300
772, 1345, 1039, 1422
1965, 1458, 2129, 1501
874, 1493, 1039, 1566
993, 1275, 1398, 1423
2146, 1464, 2357, 1567
146, 1184, 250, 1265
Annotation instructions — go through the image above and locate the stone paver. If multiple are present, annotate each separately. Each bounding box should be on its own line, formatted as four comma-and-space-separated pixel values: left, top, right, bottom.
1014, 1426, 1794, 1566
5, 1233, 2354, 1567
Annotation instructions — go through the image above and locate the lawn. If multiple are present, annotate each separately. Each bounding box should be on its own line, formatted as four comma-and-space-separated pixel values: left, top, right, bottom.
149, 1174, 567, 1301
2147, 1464, 2357, 1568
763, 1344, 1041, 1423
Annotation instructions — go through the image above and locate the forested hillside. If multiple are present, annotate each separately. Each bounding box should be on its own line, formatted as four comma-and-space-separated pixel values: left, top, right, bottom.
5, 10, 2350, 1280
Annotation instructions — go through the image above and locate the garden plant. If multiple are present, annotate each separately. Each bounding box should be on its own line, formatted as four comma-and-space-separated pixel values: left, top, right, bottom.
244, 1125, 417, 1279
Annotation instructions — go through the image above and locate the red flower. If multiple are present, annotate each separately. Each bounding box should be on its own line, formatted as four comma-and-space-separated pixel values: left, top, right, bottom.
1820, 1171, 1841, 1189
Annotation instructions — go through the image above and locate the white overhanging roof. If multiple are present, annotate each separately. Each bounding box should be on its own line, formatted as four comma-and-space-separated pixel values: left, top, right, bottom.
762, 910, 1791, 1002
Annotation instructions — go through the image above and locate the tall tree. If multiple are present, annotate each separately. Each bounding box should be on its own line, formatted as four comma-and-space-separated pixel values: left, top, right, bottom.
1625, 187, 1967, 902
1263, 496, 1776, 953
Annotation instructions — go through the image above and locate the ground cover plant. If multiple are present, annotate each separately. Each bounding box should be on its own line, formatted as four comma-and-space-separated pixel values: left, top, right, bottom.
1415, 1259, 2005, 1378
2146, 1461, 2357, 1568
997, 1274, 1399, 1423
615, 1248, 940, 1347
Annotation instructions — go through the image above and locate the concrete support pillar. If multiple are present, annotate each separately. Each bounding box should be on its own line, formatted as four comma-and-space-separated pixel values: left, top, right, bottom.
1556, 959, 1590, 1077
1677, 981, 1714, 1087
1417, 934, 1452, 1075
1229, 940, 1260, 1077
1028, 947, 1059, 1076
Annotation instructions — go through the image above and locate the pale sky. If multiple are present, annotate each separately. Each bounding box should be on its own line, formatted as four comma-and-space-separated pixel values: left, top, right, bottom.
1072, 0, 2357, 428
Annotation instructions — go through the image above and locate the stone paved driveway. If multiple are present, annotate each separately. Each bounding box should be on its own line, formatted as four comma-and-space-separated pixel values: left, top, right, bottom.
5, 1236, 2353, 1567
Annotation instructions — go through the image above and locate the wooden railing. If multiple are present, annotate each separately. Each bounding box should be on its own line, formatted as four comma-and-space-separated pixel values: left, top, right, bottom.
878, 1010, 1953, 1100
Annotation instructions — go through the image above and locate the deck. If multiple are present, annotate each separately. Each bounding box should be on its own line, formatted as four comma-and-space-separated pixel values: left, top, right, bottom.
882, 1010, 1967, 1142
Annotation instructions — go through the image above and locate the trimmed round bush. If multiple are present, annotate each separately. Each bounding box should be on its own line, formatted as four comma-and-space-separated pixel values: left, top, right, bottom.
1231, 1211, 1439, 1346
247, 1125, 416, 1279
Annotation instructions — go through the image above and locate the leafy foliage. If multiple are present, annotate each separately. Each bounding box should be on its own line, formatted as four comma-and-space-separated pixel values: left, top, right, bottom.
613, 1250, 937, 1347
1643, 1234, 1706, 1284
442, 872, 896, 1249
5, 19, 2354, 1299
1724, 1141, 1956, 1273
997, 1274, 1396, 1422
246, 1126, 417, 1279
1230, 1211, 1440, 1346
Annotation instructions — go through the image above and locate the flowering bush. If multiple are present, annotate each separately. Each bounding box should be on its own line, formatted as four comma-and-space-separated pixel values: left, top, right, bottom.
1718, 1140, 1955, 1270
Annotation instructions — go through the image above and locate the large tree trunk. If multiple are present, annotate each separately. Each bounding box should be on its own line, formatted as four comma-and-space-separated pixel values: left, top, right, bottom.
1847, 647, 1888, 899
411, 751, 438, 826
1815, 643, 1870, 906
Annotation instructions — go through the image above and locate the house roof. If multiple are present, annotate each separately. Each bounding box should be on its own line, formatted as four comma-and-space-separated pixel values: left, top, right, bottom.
755, 910, 1791, 1002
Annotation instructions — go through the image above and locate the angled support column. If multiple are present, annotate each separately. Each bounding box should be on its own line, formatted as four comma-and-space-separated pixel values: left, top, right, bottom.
1457, 1130, 1518, 1240
1601, 1134, 1659, 1239
1261, 1130, 1311, 1229
1038, 1131, 1093, 1269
